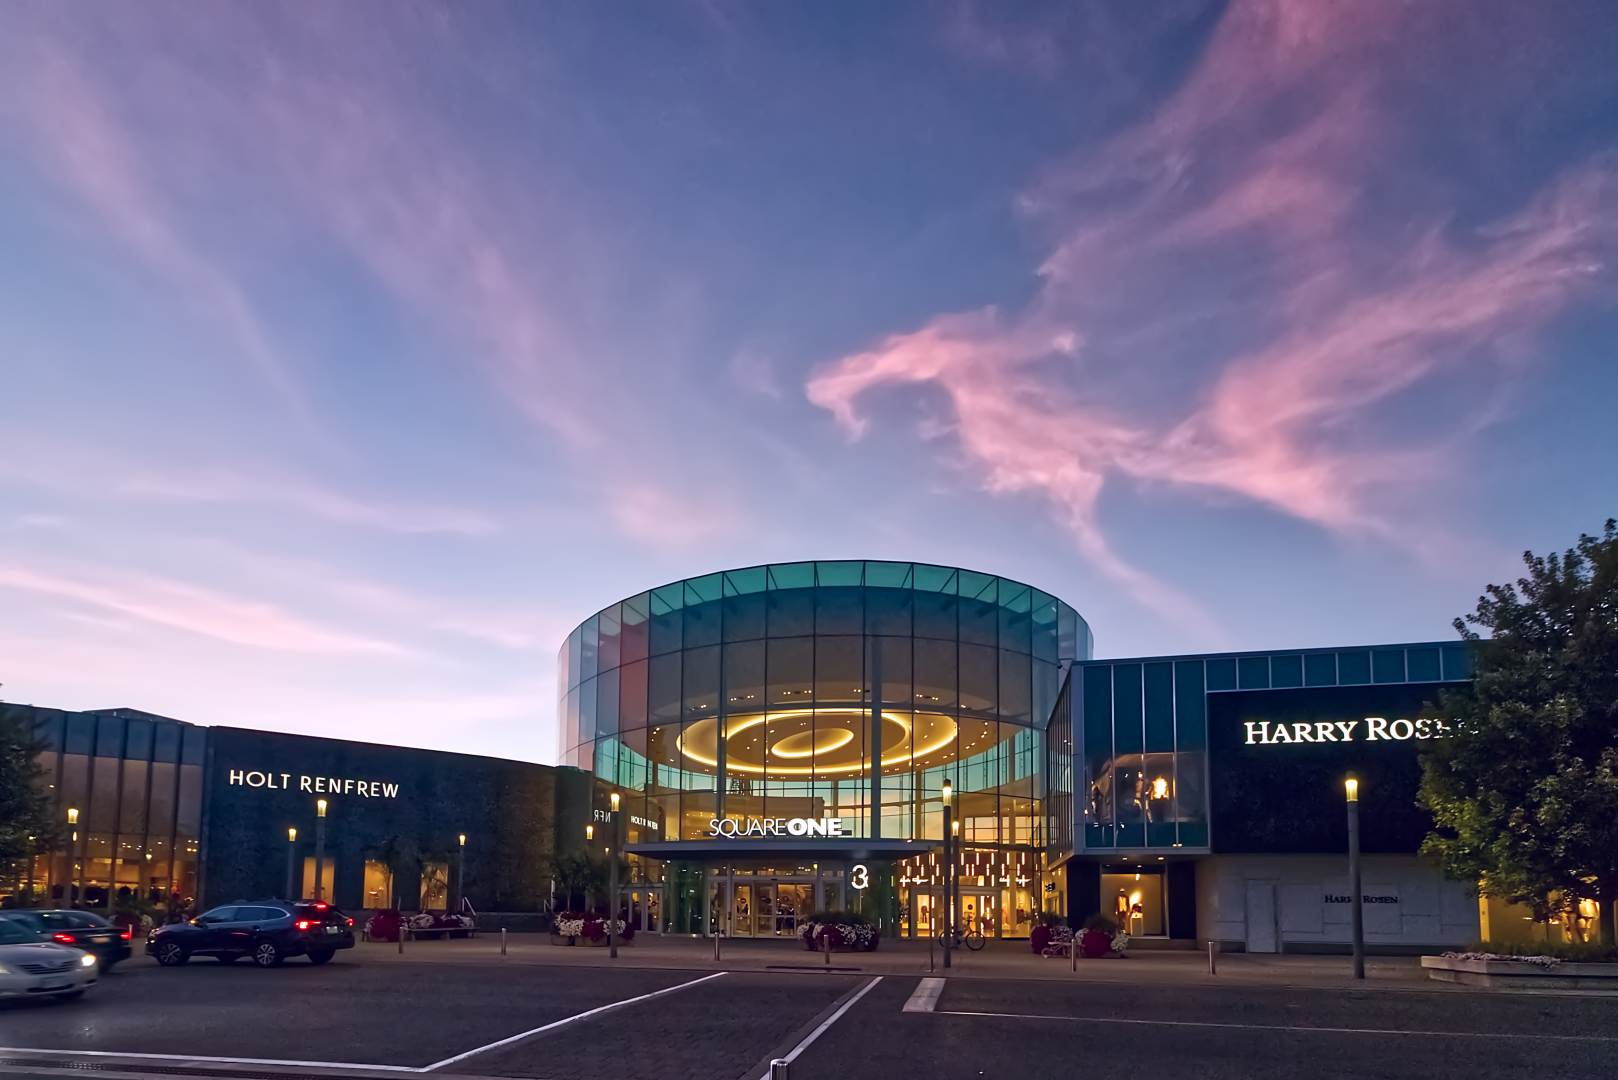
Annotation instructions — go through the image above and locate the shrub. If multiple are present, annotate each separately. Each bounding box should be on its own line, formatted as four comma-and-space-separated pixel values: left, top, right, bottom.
1465, 940, 1618, 963
799, 911, 879, 952
1082, 913, 1118, 934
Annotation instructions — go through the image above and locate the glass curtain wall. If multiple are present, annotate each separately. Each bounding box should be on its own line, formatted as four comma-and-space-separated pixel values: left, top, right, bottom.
4, 706, 204, 915
557, 562, 1090, 935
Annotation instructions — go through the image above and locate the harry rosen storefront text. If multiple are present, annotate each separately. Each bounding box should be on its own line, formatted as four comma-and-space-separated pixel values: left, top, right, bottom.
1243, 715, 1454, 746
227, 769, 400, 798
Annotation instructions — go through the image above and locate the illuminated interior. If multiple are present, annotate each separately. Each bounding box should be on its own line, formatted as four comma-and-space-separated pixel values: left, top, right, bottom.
673, 708, 983, 777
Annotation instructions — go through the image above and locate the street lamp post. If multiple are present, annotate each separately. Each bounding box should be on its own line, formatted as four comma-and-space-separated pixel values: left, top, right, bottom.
941, 779, 953, 970
314, 799, 328, 902
584, 824, 593, 912
456, 833, 467, 913
1346, 776, 1364, 980
66, 808, 80, 908
285, 828, 298, 899
607, 792, 622, 959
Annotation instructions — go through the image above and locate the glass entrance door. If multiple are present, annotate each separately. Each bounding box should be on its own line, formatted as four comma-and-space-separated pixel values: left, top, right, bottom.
733, 882, 758, 937
959, 889, 999, 939
771, 883, 811, 937
625, 887, 662, 933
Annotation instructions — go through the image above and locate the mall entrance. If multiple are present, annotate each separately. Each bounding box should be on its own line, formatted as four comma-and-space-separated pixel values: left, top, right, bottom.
706, 864, 848, 938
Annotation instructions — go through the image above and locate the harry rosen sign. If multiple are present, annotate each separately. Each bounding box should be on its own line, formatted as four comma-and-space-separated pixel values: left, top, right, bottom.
1243, 715, 1454, 746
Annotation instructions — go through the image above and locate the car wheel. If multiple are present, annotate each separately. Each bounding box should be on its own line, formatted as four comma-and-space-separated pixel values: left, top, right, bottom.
307, 948, 335, 965
252, 940, 283, 968
154, 941, 189, 966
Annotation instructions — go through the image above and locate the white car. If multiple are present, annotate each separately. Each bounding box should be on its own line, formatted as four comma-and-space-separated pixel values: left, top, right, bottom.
0, 915, 98, 1002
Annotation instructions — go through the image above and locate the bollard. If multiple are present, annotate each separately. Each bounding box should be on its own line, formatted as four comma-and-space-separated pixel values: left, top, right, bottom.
769, 1059, 790, 1080
928, 930, 935, 973
501, 928, 508, 956
1071, 932, 1077, 973
1208, 940, 1218, 975
713, 930, 721, 963
823, 931, 831, 968
397, 925, 404, 955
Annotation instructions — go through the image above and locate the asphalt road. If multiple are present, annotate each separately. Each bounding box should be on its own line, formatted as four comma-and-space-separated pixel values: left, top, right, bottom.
1, 953, 1615, 1079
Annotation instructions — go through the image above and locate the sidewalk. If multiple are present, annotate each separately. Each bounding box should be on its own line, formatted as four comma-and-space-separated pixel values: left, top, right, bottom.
358, 933, 1442, 990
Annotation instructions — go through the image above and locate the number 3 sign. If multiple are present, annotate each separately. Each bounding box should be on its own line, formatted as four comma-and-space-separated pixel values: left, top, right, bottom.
850, 863, 869, 890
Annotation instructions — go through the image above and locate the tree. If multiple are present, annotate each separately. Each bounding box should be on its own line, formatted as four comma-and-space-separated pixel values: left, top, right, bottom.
1419, 520, 1618, 944
553, 853, 603, 912
0, 709, 59, 898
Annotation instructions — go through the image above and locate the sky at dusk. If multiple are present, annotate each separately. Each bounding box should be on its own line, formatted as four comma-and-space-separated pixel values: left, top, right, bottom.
2, 1, 1616, 762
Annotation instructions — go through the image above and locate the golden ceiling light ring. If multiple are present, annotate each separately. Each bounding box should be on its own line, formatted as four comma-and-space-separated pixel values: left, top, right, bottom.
675, 709, 956, 776
770, 728, 856, 758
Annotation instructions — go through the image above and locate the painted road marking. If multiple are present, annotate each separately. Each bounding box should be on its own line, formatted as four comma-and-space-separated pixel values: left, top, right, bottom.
423, 970, 728, 1072
757, 975, 883, 1080
903, 977, 945, 1013
937, 1011, 1618, 1042
0, 1046, 419, 1072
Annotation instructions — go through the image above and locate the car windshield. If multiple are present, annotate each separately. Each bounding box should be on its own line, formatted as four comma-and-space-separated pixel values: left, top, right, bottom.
0, 918, 38, 945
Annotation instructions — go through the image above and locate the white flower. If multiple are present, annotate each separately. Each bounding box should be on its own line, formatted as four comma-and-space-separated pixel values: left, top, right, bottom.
556, 918, 585, 937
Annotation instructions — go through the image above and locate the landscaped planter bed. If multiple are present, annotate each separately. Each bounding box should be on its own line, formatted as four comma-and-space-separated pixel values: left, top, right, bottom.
1422, 954, 1618, 991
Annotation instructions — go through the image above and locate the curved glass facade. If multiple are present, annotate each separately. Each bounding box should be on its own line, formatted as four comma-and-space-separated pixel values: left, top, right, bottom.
557, 562, 1088, 878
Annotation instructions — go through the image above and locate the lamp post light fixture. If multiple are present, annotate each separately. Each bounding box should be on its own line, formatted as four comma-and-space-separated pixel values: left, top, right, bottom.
66, 807, 81, 908
285, 827, 298, 900
608, 792, 623, 959
456, 833, 467, 913
314, 798, 328, 902
941, 779, 954, 970
1345, 775, 1364, 980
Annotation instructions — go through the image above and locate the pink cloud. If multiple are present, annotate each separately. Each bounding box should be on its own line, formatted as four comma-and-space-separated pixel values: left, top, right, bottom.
809, 0, 1618, 625
607, 483, 744, 548
0, 562, 408, 656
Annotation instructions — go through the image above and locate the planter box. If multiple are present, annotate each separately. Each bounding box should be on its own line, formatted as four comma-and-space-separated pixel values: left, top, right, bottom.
1421, 955, 1618, 991
549, 934, 576, 946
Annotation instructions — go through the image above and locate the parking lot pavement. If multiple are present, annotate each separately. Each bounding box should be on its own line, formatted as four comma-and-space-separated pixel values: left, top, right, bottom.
6, 953, 1616, 1080
0, 956, 699, 1070
467, 970, 867, 1080
789, 974, 1618, 1080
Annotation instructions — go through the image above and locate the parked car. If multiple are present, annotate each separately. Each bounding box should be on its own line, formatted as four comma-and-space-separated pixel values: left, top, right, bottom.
147, 900, 356, 968
0, 915, 99, 1002
2, 909, 132, 970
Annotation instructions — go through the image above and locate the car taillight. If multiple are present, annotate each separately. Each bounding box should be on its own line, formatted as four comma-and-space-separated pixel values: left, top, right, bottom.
345, 917, 354, 927
295, 919, 314, 931
119, 927, 133, 940
52, 932, 75, 944
313, 902, 328, 911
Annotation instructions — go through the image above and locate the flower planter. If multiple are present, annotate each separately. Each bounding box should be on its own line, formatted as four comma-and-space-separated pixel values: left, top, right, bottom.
1422, 955, 1618, 990
548, 933, 576, 946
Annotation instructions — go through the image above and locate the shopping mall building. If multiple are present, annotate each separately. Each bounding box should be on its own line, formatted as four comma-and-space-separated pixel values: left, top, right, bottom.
9, 559, 1551, 951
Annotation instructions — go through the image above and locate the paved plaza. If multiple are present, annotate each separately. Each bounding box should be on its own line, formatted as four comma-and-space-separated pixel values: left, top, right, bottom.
0, 939, 1614, 1080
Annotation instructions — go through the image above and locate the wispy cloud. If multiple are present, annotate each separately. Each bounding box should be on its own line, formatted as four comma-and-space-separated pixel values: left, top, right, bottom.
120, 467, 499, 537
0, 441, 498, 538
0, 561, 408, 656
4, 43, 315, 425
809, 0, 1617, 627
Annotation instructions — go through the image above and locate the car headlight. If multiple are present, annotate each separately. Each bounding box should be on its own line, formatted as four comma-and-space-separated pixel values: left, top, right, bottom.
0, 963, 11, 975
80, 953, 97, 967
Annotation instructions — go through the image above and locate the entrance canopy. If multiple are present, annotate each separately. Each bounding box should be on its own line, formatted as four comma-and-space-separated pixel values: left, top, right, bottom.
626, 838, 937, 861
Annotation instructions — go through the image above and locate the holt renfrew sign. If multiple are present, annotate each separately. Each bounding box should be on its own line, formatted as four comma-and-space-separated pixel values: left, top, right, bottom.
227, 768, 400, 799
1243, 715, 1453, 746
707, 816, 844, 839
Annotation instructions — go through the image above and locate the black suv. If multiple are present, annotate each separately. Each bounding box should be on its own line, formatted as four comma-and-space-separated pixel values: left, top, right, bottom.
4, 910, 133, 970
148, 901, 355, 968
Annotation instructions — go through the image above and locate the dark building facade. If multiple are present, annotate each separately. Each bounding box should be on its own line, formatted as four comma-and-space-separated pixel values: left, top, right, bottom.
3, 706, 583, 917
1056, 642, 1480, 951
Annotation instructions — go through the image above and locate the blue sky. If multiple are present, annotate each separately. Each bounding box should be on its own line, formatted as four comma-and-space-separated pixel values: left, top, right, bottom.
2, 1, 1616, 762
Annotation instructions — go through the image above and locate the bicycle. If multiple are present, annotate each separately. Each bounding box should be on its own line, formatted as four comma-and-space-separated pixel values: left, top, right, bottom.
935, 921, 986, 951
